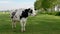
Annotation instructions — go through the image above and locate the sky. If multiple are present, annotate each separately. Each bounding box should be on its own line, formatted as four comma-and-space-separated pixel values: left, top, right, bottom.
0, 0, 36, 11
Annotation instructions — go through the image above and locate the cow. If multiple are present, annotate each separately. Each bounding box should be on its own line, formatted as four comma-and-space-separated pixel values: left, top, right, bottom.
10, 8, 36, 32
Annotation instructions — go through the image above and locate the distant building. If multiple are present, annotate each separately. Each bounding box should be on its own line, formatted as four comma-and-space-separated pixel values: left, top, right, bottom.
55, 5, 60, 11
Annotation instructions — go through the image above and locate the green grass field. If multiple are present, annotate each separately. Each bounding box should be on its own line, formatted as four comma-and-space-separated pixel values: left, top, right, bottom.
0, 13, 60, 34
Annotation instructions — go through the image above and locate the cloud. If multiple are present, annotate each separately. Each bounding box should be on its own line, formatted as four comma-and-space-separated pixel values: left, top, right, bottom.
0, 1, 12, 4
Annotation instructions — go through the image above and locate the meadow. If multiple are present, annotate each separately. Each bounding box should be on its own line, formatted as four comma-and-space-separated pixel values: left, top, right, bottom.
0, 12, 60, 34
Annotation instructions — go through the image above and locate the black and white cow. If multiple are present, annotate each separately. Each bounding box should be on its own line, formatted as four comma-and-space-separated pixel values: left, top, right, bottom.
10, 8, 36, 32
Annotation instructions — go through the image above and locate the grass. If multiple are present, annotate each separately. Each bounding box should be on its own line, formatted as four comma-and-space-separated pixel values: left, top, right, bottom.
0, 13, 60, 34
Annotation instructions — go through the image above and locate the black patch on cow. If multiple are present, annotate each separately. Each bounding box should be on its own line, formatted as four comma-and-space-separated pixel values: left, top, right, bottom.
20, 8, 33, 19
11, 11, 17, 18
20, 9, 29, 19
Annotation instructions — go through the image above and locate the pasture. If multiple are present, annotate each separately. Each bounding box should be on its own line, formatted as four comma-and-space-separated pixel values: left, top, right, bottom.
0, 12, 60, 34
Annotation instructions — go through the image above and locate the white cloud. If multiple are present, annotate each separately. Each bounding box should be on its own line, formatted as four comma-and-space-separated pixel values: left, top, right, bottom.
0, 1, 12, 4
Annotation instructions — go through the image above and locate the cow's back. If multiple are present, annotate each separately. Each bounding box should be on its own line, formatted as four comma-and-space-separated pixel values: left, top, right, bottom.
10, 9, 25, 21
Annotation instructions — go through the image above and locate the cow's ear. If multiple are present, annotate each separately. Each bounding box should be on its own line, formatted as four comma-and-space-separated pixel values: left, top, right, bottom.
28, 8, 30, 10
25, 9, 29, 12
22, 11, 24, 13
25, 9, 28, 11
34, 8, 36, 10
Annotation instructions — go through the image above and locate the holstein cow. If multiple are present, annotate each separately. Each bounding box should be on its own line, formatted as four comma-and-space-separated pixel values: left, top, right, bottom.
10, 8, 36, 32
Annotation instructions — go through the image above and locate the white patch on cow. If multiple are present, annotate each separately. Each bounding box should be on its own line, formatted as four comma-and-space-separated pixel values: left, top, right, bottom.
20, 18, 27, 32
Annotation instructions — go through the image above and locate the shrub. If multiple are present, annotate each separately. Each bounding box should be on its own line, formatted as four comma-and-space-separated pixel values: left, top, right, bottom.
55, 12, 60, 16
38, 11, 60, 16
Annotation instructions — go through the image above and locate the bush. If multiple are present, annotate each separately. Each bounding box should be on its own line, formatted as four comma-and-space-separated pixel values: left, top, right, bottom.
55, 12, 60, 16
38, 11, 60, 16
47, 12, 57, 15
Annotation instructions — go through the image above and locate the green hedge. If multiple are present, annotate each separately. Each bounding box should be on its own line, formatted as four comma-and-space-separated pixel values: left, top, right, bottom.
39, 11, 60, 16
55, 12, 60, 16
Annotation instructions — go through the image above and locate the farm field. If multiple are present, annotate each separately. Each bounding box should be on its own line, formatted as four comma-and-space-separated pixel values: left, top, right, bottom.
0, 13, 60, 34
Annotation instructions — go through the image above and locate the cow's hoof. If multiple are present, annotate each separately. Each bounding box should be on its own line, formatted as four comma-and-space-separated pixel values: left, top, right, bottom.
12, 29, 16, 32
12, 28, 16, 32
21, 30, 26, 32
21, 29, 23, 32
23, 30, 26, 32
21, 29, 26, 32
13, 30, 16, 32
21, 30, 24, 32
23, 31, 25, 32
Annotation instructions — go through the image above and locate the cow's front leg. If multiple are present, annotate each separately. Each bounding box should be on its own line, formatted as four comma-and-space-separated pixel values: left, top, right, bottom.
23, 21, 26, 32
23, 18, 27, 32
20, 18, 27, 32
20, 20, 24, 32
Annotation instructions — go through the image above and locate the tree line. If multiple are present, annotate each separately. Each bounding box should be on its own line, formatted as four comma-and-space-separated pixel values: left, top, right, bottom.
34, 0, 60, 11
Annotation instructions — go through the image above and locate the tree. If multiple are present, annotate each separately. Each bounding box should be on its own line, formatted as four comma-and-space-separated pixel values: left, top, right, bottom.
34, 0, 59, 11
34, 0, 41, 10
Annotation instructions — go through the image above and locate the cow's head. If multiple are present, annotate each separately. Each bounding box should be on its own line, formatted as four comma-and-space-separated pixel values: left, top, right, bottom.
27, 8, 37, 16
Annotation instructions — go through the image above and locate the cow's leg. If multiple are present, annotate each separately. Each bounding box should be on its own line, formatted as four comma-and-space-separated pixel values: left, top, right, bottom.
11, 19, 13, 29
23, 21, 26, 32
12, 20, 16, 29
20, 18, 27, 32
23, 18, 27, 32
20, 20, 24, 32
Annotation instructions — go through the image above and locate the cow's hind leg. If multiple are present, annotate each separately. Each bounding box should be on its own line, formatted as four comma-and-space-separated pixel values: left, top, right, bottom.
12, 20, 16, 31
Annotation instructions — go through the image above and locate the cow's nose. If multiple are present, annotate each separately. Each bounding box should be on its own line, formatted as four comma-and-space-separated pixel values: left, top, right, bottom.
34, 14, 37, 16
34, 13, 37, 16
32, 14, 36, 16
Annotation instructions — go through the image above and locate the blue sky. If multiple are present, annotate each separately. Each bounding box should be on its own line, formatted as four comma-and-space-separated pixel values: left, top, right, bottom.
0, 0, 36, 10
